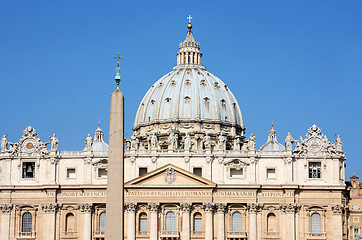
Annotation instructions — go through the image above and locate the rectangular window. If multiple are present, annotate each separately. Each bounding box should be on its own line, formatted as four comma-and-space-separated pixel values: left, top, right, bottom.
22, 162, 35, 178
193, 217, 202, 232
98, 168, 107, 178
139, 217, 147, 232
352, 204, 360, 210
353, 217, 359, 223
139, 167, 148, 177
308, 162, 321, 178
67, 168, 76, 179
230, 168, 243, 178
267, 168, 276, 179
193, 167, 202, 177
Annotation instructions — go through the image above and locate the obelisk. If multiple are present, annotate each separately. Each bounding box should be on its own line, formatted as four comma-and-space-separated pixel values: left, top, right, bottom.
106, 53, 124, 240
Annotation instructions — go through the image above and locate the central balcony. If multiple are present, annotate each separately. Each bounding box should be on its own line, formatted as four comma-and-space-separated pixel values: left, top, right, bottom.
160, 230, 180, 239
226, 231, 248, 239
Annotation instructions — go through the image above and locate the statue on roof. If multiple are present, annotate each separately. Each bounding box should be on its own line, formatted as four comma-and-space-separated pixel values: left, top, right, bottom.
49, 134, 58, 151
248, 134, 256, 151
1, 135, 8, 152
149, 132, 159, 150
183, 133, 192, 150
285, 132, 294, 151
85, 134, 93, 151
336, 135, 343, 152
218, 134, 226, 151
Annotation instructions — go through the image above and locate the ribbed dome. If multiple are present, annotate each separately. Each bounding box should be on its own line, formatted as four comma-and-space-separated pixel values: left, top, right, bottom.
133, 67, 244, 130
133, 22, 244, 132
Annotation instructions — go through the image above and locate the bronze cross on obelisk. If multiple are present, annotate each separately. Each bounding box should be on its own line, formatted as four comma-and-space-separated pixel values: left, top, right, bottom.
113, 52, 124, 87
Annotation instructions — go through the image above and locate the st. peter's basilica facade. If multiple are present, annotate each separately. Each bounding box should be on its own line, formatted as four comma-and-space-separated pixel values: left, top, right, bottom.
0, 20, 348, 240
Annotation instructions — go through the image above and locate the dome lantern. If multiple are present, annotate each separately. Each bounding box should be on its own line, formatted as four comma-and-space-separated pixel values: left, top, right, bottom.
176, 16, 204, 68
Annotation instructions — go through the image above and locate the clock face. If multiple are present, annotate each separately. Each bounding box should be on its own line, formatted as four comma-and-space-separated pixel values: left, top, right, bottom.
22, 139, 36, 153
308, 138, 322, 152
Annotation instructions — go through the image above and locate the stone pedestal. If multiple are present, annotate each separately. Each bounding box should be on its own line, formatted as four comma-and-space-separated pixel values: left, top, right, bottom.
0, 204, 12, 240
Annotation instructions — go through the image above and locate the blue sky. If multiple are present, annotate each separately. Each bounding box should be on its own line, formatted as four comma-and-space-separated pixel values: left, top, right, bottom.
0, 1, 361, 179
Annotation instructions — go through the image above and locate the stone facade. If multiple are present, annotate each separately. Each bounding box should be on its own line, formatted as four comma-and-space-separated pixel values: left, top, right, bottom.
0, 20, 350, 240
348, 175, 362, 239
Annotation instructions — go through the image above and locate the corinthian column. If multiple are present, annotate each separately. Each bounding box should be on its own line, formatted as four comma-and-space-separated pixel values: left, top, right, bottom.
216, 203, 226, 240
126, 203, 136, 240
79, 203, 92, 240
149, 203, 159, 240
42, 203, 58, 240
181, 203, 191, 240
0, 204, 13, 240
332, 204, 343, 239
281, 203, 297, 240
203, 203, 214, 240
247, 203, 259, 240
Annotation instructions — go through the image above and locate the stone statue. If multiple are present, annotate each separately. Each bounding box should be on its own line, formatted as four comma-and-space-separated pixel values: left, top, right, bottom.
85, 134, 93, 151
130, 135, 139, 150
1, 135, 8, 152
234, 136, 241, 150
218, 134, 226, 151
49, 134, 58, 151
168, 132, 178, 150
203, 135, 212, 150
285, 132, 294, 151
336, 135, 343, 152
183, 133, 192, 150
248, 134, 256, 151
149, 132, 158, 150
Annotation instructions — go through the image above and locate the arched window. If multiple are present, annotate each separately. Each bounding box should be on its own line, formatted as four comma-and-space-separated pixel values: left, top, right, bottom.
165, 211, 176, 231
99, 212, 106, 232
311, 213, 321, 233
267, 213, 277, 232
193, 213, 202, 232
65, 213, 75, 232
139, 213, 147, 232
232, 211, 242, 232
22, 212, 32, 232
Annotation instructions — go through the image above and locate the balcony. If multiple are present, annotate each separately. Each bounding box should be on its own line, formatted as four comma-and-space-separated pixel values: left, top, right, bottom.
17, 231, 36, 239
264, 231, 280, 239
227, 231, 248, 239
160, 230, 180, 239
191, 231, 205, 238
137, 231, 149, 238
306, 232, 326, 240
62, 231, 78, 239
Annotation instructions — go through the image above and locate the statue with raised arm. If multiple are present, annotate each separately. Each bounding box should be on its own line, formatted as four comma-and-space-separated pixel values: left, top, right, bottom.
248, 133, 256, 151
285, 132, 294, 151
49, 133, 59, 151
85, 134, 93, 151
1, 135, 8, 152
336, 135, 343, 152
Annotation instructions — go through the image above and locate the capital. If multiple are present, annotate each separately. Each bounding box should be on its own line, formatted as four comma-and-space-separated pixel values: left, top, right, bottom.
78, 203, 93, 213
216, 203, 227, 214
0, 204, 13, 213
331, 204, 344, 214
180, 203, 192, 212
203, 202, 214, 212
125, 203, 137, 212
280, 203, 299, 213
148, 202, 159, 212
247, 203, 261, 213
42, 203, 58, 213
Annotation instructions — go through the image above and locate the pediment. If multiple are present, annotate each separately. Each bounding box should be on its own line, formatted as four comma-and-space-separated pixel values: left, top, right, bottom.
125, 164, 216, 188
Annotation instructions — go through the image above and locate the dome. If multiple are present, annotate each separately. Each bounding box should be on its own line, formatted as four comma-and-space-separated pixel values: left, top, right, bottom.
259, 125, 285, 152
92, 124, 109, 152
133, 23, 244, 133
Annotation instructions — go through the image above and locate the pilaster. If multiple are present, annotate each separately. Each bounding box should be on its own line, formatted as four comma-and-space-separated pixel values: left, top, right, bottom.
148, 203, 159, 240
42, 203, 58, 240
0, 204, 13, 240
203, 203, 214, 240
181, 203, 191, 240
78, 203, 93, 240
126, 203, 137, 240
216, 203, 226, 240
